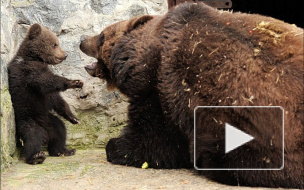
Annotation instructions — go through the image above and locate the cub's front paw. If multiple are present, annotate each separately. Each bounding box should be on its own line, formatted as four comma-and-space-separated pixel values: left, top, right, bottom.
61, 149, 76, 156
69, 80, 83, 89
49, 149, 76, 157
69, 117, 79, 124
66, 113, 79, 124
26, 151, 46, 165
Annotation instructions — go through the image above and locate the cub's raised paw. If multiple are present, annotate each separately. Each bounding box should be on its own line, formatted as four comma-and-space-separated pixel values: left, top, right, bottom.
69, 80, 83, 89
69, 117, 79, 124
26, 151, 46, 165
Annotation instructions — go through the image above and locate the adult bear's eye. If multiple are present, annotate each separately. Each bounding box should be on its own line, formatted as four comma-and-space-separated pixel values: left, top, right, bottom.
53, 43, 57, 48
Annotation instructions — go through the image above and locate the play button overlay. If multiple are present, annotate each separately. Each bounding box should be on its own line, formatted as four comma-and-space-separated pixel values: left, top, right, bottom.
225, 123, 254, 154
193, 106, 284, 170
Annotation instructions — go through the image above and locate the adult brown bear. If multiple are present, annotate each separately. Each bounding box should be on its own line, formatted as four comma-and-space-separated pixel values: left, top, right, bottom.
80, 2, 303, 188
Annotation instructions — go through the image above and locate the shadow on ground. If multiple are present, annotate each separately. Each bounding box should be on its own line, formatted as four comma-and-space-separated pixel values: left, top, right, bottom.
1, 149, 296, 190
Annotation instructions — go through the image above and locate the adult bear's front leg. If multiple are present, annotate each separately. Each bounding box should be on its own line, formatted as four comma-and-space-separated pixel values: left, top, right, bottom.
106, 128, 190, 169
106, 93, 191, 169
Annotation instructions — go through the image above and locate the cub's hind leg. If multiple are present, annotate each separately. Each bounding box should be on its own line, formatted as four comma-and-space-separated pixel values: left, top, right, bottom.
47, 114, 75, 156
17, 119, 47, 164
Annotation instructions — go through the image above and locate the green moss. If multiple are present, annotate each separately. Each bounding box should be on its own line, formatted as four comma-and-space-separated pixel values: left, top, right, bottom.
0, 87, 13, 114
65, 109, 126, 149
32, 161, 80, 178
80, 165, 95, 176
1, 86, 17, 173
2, 157, 81, 187
1, 150, 104, 188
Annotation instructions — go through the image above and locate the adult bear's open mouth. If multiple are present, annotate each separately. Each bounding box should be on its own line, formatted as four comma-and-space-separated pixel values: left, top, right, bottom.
84, 62, 97, 77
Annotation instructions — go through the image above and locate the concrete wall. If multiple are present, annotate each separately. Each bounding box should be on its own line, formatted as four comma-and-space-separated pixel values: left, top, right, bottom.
0, 0, 167, 171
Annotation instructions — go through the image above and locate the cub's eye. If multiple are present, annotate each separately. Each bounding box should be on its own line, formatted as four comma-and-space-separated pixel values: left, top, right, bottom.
53, 43, 58, 47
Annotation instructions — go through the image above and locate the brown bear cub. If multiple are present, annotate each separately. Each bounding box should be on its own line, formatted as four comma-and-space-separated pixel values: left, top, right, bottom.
8, 24, 83, 164
80, 2, 303, 188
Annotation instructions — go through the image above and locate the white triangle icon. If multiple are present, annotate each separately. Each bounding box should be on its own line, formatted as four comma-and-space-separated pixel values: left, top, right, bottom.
225, 123, 254, 154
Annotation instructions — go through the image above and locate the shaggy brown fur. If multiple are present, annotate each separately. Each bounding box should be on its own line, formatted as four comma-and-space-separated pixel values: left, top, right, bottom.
167, 0, 304, 27
8, 24, 83, 164
167, 0, 196, 9
80, 2, 303, 188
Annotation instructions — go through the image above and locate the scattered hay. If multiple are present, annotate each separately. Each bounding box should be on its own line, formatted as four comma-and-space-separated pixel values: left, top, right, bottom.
276, 75, 280, 83
262, 157, 271, 164
192, 41, 202, 54
254, 48, 261, 56
294, 32, 303, 36
190, 33, 194, 39
208, 47, 219, 56
242, 95, 255, 104
270, 67, 276, 72
218, 74, 223, 81
253, 21, 286, 44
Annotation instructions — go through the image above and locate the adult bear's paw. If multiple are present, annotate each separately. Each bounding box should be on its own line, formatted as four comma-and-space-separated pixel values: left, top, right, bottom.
106, 137, 142, 168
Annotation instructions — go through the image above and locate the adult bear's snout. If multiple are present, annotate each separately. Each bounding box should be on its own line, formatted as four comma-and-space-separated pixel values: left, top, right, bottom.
80, 35, 89, 42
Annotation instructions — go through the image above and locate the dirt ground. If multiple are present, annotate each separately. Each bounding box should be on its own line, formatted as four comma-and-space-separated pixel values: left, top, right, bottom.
1, 149, 298, 190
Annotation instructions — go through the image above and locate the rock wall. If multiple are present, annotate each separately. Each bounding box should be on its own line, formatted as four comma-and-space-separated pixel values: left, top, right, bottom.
0, 0, 168, 170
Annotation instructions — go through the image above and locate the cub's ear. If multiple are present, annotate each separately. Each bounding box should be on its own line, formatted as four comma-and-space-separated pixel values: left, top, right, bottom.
126, 15, 154, 33
28, 23, 42, 40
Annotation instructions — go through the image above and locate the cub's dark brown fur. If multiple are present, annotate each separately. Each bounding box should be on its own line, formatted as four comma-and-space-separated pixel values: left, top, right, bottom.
80, 2, 303, 188
8, 24, 83, 164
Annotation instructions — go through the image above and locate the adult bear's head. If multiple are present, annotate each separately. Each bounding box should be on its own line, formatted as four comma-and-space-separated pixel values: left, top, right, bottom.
79, 15, 154, 90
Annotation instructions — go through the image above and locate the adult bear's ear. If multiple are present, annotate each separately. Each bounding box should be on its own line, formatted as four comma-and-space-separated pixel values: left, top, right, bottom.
126, 15, 154, 33
28, 23, 42, 40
